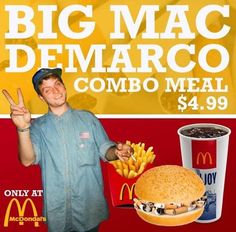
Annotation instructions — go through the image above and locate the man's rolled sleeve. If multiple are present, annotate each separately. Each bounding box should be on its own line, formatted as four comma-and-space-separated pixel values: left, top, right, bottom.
30, 125, 42, 165
99, 141, 116, 161
90, 113, 116, 161
31, 142, 41, 164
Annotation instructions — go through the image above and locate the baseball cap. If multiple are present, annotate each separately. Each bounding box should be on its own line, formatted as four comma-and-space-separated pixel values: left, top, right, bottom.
32, 68, 62, 94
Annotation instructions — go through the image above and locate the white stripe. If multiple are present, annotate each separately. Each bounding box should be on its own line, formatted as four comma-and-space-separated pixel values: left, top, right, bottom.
95, 114, 236, 119
0, 114, 236, 119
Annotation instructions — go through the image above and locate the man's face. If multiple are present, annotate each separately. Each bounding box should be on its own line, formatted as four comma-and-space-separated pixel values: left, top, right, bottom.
38, 77, 67, 108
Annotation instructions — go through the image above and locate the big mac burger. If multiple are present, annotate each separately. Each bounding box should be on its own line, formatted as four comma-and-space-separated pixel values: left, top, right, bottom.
134, 165, 206, 226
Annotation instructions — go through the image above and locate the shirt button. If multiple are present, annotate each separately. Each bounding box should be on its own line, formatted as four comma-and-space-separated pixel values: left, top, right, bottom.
79, 144, 85, 148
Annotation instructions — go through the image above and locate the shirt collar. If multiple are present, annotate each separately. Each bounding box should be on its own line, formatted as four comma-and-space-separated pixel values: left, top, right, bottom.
47, 104, 73, 119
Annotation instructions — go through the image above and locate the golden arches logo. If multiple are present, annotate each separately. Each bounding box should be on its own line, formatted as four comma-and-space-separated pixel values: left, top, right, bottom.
196, 152, 212, 165
119, 183, 135, 201
4, 198, 39, 227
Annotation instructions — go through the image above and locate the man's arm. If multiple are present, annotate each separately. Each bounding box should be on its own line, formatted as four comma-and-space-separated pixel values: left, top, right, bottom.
2, 89, 36, 166
17, 129, 36, 166
89, 112, 133, 161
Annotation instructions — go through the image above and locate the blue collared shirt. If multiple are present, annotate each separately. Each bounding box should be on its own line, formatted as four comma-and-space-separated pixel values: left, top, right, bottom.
30, 108, 115, 232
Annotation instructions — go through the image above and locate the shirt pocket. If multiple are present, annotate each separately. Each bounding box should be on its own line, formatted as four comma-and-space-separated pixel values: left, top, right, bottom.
76, 139, 96, 166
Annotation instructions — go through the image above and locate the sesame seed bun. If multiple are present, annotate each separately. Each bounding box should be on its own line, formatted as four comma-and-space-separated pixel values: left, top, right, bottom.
135, 165, 205, 204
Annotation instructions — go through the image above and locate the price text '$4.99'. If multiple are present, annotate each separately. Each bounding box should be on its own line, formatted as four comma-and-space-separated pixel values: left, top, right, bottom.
178, 95, 228, 112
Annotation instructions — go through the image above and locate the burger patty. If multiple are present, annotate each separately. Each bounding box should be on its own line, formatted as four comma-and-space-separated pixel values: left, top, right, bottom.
134, 196, 207, 216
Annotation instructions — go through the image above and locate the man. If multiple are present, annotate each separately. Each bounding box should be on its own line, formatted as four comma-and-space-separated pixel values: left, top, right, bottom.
2, 68, 132, 232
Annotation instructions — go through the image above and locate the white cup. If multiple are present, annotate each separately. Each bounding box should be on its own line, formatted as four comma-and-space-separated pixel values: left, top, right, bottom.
178, 123, 231, 223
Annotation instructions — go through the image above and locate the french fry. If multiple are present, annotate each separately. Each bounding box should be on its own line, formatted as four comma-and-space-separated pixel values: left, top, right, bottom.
116, 160, 123, 170
138, 162, 146, 175
137, 157, 142, 167
136, 149, 141, 157
128, 158, 133, 167
123, 168, 129, 178
133, 172, 138, 178
129, 164, 136, 172
146, 153, 152, 163
110, 161, 117, 169
116, 169, 123, 176
110, 141, 156, 178
122, 162, 129, 170
128, 170, 135, 179
141, 143, 145, 150
146, 146, 153, 153
150, 155, 156, 163
142, 155, 147, 163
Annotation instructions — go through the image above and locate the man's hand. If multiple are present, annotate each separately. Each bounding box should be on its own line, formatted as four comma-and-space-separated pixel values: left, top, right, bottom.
2, 88, 31, 129
115, 143, 134, 161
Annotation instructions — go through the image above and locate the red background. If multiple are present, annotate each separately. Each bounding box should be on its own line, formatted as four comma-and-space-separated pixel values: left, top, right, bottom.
0, 118, 235, 232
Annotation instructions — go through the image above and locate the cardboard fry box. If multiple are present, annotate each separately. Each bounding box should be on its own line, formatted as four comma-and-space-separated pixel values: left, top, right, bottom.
106, 162, 154, 207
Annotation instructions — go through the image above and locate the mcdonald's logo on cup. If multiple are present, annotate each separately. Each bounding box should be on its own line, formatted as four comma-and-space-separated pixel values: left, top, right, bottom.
4, 198, 46, 227
196, 152, 212, 165
119, 183, 136, 201
192, 140, 216, 169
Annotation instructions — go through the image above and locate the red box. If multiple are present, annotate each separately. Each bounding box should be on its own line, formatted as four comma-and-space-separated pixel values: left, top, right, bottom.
106, 162, 154, 207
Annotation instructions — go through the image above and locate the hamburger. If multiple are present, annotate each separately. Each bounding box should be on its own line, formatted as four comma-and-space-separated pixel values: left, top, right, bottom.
134, 165, 206, 226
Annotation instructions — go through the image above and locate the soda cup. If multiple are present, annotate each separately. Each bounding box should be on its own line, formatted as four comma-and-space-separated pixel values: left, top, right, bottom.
178, 123, 231, 223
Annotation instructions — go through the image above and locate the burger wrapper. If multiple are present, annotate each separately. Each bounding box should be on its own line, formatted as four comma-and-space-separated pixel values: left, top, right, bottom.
106, 162, 154, 207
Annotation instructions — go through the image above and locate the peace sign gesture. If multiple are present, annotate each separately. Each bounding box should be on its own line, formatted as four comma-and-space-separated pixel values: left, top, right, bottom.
2, 88, 31, 129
